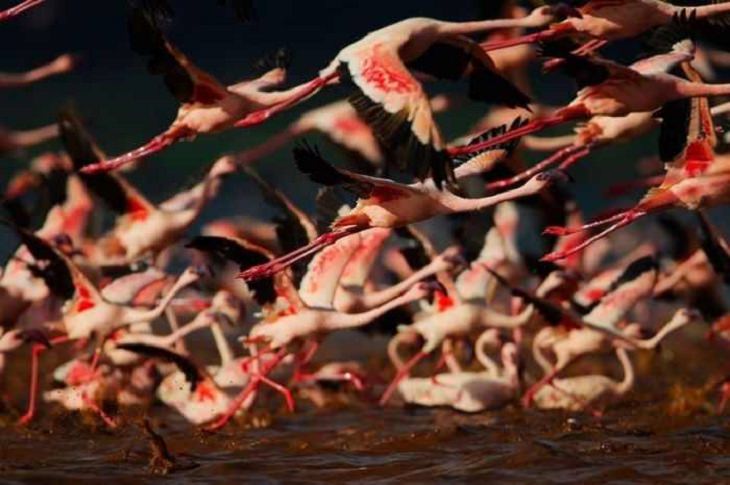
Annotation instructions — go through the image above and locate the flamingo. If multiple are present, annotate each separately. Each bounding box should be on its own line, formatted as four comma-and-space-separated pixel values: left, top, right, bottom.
79, 7, 295, 173
0, 54, 76, 88
239, 142, 566, 282
230, 12, 566, 188
451, 36, 706, 158
541, 62, 730, 262
0, 0, 45, 22
396, 341, 520, 412
59, 110, 237, 263
481, 0, 730, 52
2, 224, 203, 424
532, 347, 634, 414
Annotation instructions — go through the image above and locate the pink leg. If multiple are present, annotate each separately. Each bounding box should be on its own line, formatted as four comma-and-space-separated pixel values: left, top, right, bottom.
379, 351, 428, 406
257, 375, 295, 412
81, 392, 117, 428
0, 0, 44, 22
604, 174, 665, 198
522, 368, 557, 408
235, 72, 339, 128
718, 382, 730, 413
557, 144, 593, 170
292, 340, 320, 383
486, 144, 582, 191
480, 27, 569, 53
239, 226, 362, 281
542, 210, 646, 262
80, 133, 177, 174
448, 105, 590, 158
205, 348, 289, 431
17, 335, 69, 425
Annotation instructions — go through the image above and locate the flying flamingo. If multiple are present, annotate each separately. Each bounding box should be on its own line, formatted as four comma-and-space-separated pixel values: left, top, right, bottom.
0, 0, 45, 22
59, 110, 237, 263
80, 7, 296, 174
229, 12, 564, 188
2, 224, 203, 424
450, 36, 707, 159
541, 62, 730, 262
238, 142, 566, 282
396, 341, 520, 412
481, 0, 730, 53
0, 54, 76, 88
532, 347, 634, 414
186, 230, 436, 427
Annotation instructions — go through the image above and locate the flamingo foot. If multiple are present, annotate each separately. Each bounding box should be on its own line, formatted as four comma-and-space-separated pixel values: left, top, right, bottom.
80, 134, 177, 174
81, 392, 118, 429
379, 351, 428, 406
239, 226, 361, 281
0, 0, 45, 22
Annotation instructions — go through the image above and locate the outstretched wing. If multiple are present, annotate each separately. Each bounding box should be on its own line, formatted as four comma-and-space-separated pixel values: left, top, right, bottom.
338, 42, 455, 189
294, 142, 417, 200
582, 255, 658, 329
3, 221, 101, 309
115, 342, 204, 391
128, 6, 227, 105
186, 235, 278, 307
59, 109, 154, 218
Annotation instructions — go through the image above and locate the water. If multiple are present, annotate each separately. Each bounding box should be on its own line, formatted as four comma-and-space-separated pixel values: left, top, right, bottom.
2, 333, 730, 484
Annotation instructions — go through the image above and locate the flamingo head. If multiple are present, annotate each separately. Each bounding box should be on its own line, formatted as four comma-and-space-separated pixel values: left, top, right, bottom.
209, 155, 239, 179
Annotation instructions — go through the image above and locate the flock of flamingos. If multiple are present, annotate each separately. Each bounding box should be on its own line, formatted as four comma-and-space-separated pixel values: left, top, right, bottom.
4, 0, 730, 433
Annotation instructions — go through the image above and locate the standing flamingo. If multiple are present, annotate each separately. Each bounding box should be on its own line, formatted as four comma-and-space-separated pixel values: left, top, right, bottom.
532, 347, 634, 414
397, 341, 521, 412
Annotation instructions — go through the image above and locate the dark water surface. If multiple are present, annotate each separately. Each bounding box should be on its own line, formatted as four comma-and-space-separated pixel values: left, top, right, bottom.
3, 405, 730, 484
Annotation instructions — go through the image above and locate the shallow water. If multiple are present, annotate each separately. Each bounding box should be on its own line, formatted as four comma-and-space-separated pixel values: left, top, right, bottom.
1, 328, 729, 484
3, 403, 730, 484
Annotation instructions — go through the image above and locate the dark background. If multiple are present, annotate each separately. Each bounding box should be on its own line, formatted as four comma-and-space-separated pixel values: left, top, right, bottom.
0, 0, 681, 251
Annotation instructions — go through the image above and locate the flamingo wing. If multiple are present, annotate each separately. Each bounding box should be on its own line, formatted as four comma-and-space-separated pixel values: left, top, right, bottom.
244, 167, 318, 250
294, 142, 418, 199
582, 256, 657, 329
4, 222, 102, 307
186, 235, 279, 307
407, 38, 530, 107
298, 232, 363, 309
59, 109, 155, 218
451, 116, 528, 179
115, 342, 204, 391
338, 44, 455, 189
696, 211, 730, 281
128, 7, 227, 105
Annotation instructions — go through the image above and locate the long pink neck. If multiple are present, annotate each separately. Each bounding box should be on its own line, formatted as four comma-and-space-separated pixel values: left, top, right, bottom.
326, 290, 424, 331
356, 260, 443, 310
675, 81, 730, 99
233, 125, 302, 166
691, 1, 730, 19
122, 274, 196, 324
439, 16, 547, 36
